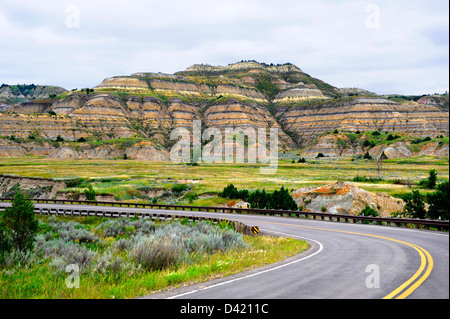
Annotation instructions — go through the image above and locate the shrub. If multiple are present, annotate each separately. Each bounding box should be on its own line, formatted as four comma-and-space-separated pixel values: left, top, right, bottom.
316, 153, 325, 158
412, 136, 432, 144
1, 249, 36, 269
352, 176, 383, 183
51, 245, 97, 273
65, 178, 86, 188
97, 219, 126, 237
359, 205, 380, 217
97, 218, 155, 238
35, 237, 97, 273
372, 131, 381, 136
84, 184, 96, 201
171, 184, 189, 194
386, 134, 399, 141
363, 152, 372, 160
45, 219, 98, 243
91, 252, 130, 276
130, 236, 182, 271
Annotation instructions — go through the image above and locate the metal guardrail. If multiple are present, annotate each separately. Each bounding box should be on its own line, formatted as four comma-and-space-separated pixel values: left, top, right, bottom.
0, 197, 448, 231
0, 201, 258, 236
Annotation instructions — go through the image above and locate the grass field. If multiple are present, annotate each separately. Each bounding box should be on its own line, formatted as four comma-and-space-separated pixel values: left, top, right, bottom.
1, 155, 448, 202
1, 154, 448, 298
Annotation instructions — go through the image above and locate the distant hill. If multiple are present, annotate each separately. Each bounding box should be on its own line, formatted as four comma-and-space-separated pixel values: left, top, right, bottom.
0, 84, 66, 105
0, 61, 447, 160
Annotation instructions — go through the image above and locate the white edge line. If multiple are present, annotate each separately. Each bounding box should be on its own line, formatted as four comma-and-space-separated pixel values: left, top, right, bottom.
167, 230, 324, 299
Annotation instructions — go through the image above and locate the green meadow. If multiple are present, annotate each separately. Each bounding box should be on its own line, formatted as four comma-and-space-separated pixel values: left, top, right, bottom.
1, 154, 448, 203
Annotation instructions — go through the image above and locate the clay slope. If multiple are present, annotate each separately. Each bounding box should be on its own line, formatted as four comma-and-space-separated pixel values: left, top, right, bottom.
0, 61, 448, 159
279, 97, 449, 147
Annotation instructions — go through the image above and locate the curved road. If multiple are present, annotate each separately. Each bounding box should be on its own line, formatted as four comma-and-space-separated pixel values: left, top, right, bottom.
2, 202, 448, 299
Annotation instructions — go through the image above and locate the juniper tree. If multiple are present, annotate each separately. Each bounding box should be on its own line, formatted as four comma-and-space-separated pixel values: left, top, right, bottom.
0, 187, 38, 253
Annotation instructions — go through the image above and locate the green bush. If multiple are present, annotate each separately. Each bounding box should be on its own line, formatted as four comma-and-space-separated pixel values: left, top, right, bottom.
84, 184, 96, 201
411, 136, 432, 144
171, 183, 189, 194
363, 152, 372, 160
359, 205, 379, 217
386, 134, 400, 141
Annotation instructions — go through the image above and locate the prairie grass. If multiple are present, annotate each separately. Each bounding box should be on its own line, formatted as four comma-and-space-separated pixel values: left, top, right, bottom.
0, 155, 448, 200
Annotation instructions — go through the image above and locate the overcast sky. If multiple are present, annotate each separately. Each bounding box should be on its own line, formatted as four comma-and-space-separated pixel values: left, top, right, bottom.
0, 0, 448, 95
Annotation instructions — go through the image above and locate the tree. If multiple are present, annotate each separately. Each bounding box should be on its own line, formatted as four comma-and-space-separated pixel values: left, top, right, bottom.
0, 219, 12, 264
427, 180, 449, 220
402, 190, 427, 219
419, 169, 438, 189
376, 152, 387, 179
0, 188, 38, 253
427, 169, 438, 189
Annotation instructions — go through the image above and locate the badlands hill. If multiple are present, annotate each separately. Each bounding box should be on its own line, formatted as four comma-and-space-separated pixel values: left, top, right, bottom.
0, 61, 448, 160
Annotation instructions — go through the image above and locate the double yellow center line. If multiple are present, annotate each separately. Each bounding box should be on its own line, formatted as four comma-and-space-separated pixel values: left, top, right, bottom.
251, 219, 434, 299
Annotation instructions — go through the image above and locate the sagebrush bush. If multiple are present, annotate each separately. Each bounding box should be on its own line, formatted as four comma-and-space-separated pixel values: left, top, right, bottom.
97, 219, 125, 237
96, 218, 156, 237
29, 217, 248, 275
130, 236, 182, 271
35, 237, 97, 273
46, 219, 98, 243
1, 249, 37, 269
91, 252, 134, 276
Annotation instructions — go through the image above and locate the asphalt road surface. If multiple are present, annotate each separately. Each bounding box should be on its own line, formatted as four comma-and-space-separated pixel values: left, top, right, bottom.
1, 202, 448, 299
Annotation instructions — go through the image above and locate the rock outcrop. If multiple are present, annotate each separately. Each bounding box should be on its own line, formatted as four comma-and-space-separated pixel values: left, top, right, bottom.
280, 97, 449, 148
0, 175, 67, 199
291, 181, 405, 217
301, 132, 449, 158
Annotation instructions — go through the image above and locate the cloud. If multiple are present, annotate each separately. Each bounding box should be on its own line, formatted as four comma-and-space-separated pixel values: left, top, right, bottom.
0, 0, 448, 94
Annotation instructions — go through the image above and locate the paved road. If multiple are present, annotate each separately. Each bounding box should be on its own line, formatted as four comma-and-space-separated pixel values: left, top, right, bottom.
1, 202, 448, 299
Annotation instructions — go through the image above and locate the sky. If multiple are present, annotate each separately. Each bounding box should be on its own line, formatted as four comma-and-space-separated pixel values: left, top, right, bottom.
0, 0, 448, 95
